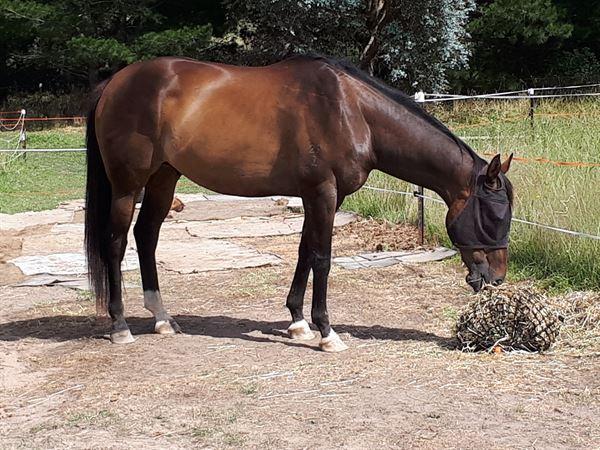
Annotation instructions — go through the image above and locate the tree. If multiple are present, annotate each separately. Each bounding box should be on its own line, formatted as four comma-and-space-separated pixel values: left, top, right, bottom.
460, 0, 577, 89
223, 0, 475, 92
0, 0, 218, 91
366, 0, 475, 90
552, 0, 600, 84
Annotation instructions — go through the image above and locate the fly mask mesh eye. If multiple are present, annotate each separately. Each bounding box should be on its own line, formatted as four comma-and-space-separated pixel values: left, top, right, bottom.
447, 172, 512, 250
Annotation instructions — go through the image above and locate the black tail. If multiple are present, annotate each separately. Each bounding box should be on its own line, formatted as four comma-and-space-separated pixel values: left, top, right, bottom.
85, 81, 111, 316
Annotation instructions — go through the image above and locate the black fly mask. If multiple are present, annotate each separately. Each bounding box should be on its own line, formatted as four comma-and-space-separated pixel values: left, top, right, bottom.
447, 171, 512, 250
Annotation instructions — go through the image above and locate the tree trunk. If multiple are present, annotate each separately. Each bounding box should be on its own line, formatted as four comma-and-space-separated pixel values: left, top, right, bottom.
359, 0, 390, 75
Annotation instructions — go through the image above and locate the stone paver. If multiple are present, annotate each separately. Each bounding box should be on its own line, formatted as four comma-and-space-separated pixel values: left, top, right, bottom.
333, 247, 457, 269
5, 195, 455, 286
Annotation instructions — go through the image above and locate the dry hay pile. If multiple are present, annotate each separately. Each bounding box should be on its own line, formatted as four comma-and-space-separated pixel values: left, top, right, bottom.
548, 291, 600, 332
546, 291, 600, 353
456, 286, 562, 352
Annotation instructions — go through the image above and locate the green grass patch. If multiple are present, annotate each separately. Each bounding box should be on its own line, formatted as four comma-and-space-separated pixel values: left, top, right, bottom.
0, 152, 86, 213
25, 126, 86, 149
66, 409, 117, 427
0, 126, 207, 213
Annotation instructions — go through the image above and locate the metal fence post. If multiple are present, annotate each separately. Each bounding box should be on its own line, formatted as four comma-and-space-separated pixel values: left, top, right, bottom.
416, 186, 425, 245
19, 109, 27, 160
528, 88, 535, 129
414, 91, 426, 245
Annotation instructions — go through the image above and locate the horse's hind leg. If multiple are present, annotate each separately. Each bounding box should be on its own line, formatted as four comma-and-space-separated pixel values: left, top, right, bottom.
133, 164, 181, 335
107, 193, 138, 344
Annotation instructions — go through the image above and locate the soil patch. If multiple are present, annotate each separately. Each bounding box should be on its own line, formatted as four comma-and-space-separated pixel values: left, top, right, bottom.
333, 218, 434, 253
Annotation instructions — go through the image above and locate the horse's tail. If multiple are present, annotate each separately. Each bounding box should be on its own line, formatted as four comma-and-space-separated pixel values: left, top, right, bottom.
85, 80, 111, 316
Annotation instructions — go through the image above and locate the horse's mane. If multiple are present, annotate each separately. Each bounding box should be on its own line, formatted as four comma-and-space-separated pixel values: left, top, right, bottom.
289, 54, 486, 169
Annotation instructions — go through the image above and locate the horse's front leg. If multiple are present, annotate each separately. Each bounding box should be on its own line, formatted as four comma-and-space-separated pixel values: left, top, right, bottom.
285, 221, 315, 340
304, 183, 348, 352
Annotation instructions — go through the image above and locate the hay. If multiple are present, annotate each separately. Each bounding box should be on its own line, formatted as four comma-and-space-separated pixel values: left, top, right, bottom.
546, 291, 600, 354
549, 291, 600, 332
456, 286, 562, 352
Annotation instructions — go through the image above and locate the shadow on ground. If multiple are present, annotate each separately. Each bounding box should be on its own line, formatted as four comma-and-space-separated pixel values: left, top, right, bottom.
0, 314, 457, 349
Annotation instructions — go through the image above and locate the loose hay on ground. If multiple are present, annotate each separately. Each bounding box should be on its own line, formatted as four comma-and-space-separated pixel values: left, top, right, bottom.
548, 291, 600, 355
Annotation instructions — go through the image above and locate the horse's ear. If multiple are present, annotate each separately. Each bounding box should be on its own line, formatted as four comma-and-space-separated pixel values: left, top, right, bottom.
486, 154, 502, 181
501, 153, 514, 174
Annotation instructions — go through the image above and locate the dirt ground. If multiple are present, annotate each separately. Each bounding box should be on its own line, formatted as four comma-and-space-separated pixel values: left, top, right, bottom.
0, 198, 598, 449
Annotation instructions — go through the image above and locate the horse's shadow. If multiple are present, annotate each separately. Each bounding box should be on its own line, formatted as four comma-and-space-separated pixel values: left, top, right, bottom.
0, 314, 457, 350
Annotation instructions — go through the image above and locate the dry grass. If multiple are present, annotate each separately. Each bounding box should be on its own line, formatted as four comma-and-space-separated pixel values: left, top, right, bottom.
549, 290, 600, 356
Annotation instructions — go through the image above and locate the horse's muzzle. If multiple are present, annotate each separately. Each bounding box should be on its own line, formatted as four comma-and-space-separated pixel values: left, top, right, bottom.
467, 274, 484, 292
466, 269, 504, 292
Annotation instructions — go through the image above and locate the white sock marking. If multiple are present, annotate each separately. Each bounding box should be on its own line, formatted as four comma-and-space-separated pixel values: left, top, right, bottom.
288, 319, 310, 331
320, 328, 339, 344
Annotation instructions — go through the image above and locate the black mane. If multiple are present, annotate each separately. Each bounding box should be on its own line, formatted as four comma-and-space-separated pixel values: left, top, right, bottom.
295, 54, 486, 167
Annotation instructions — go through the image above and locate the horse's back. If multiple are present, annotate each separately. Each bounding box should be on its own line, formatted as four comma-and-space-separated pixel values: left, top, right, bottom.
95, 56, 371, 196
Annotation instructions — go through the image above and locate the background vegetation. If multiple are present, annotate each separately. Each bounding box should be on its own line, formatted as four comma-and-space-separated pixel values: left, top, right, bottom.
1, 0, 599, 106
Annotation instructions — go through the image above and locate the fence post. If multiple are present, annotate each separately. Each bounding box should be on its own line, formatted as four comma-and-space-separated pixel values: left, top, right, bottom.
19, 109, 27, 160
414, 91, 426, 245
416, 186, 425, 245
414, 91, 425, 103
527, 88, 535, 129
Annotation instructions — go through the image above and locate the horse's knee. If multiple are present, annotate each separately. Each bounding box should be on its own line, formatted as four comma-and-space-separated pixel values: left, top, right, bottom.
311, 253, 331, 275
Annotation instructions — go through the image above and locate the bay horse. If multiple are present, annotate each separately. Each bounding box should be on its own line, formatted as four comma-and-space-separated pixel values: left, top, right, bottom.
85, 55, 513, 351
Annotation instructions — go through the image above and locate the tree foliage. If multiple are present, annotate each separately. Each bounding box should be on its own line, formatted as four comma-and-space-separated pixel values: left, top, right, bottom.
133, 25, 213, 60
1, 0, 599, 100
459, 0, 599, 89
224, 0, 476, 91
470, 0, 572, 44
0, 0, 216, 90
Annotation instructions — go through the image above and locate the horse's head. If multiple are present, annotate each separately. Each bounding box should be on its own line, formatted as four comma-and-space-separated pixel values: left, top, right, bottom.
447, 154, 514, 292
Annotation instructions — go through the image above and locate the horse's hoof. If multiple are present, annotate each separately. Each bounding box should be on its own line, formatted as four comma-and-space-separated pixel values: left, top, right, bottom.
155, 319, 181, 335
110, 329, 136, 344
319, 329, 348, 352
287, 319, 315, 340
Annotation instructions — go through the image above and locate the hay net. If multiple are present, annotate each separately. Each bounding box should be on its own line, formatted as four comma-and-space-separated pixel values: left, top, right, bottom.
456, 286, 562, 352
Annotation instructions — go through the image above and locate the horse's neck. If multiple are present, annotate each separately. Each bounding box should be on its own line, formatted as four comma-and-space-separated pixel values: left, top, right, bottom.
366, 102, 477, 205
